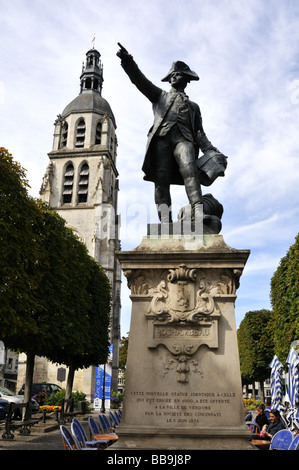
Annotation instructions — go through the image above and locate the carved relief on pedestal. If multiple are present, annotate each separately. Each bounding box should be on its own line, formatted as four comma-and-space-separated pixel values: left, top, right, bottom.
123, 264, 239, 383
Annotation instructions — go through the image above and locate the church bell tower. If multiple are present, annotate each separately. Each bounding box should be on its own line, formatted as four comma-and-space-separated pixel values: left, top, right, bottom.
40, 47, 121, 396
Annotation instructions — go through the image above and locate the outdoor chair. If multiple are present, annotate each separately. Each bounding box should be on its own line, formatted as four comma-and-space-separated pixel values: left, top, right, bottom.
60, 425, 76, 450
269, 429, 294, 450
70, 421, 99, 450
88, 416, 101, 438
99, 413, 115, 433
249, 421, 261, 434
72, 419, 108, 449
245, 416, 261, 434
89, 416, 118, 446
109, 410, 121, 426
288, 434, 299, 450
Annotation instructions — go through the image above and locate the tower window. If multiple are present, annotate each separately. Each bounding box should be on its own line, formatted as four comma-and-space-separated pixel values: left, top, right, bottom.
63, 163, 74, 204
85, 78, 92, 89
95, 121, 102, 144
60, 122, 68, 148
75, 119, 86, 148
87, 54, 94, 67
78, 163, 89, 203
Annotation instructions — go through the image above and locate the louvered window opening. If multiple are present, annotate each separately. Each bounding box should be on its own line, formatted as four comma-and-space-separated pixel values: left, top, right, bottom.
95, 121, 102, 144
78, 163, 89, 203
60, 122, 68, 148
63, 164, 74, 203
75, 119, 86, 148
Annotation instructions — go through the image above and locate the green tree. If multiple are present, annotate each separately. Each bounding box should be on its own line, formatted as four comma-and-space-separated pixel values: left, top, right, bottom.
238, 310, 274, 401
0, 149, 111, 403
119, 334, 129, 372
0, 148, 43, 336
270, 233, 299, 363
238, 319, 254, 390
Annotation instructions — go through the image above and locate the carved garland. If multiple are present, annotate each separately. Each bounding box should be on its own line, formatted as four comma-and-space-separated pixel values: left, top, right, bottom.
145, 265, 220, 383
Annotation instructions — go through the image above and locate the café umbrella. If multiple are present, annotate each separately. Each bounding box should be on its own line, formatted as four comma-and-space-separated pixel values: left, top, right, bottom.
286, 348, 299, 408
270, 355, 284, 411
286, 348, 299, 431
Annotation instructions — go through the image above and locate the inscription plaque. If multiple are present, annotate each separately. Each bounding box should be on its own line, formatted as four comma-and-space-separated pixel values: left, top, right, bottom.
129, 390, 238, 426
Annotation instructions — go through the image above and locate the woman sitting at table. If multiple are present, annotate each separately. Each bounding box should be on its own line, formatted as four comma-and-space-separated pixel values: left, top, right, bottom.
254, 404, 269, 431
259, 409, 285, 440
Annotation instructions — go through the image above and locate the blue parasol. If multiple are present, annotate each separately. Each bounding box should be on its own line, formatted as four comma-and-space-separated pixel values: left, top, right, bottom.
270, 355, 284, 411
286, 348, 299, 431
286, 348, 299, 407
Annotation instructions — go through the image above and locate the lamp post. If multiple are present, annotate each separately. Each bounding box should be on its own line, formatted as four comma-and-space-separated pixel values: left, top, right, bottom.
100, 363, 106, 413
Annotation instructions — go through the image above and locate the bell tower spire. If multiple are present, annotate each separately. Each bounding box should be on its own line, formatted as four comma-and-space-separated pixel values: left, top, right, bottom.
40, 45, 121, 396
80, 47, 103, 95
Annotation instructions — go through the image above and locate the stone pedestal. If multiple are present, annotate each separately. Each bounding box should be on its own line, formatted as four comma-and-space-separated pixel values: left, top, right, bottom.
116, 233, 251, 449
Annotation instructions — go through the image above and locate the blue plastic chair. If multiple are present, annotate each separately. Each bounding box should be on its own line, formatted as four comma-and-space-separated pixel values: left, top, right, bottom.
288, 434, 299, 450
88, 416, 101, 437
89, 416, 117, 446
109, 410, 121, 426
71, 422, 102, 450
70, 422, 97, 451
269, 429, 294, 450
72, 419, 108, 449
99, 413, 114, 433
60, 425, 76, 450
114, 409, 121, 424
245, 414, 261, 434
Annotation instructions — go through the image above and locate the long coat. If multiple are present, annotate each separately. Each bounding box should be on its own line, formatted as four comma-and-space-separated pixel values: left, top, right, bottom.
121, 58, 215, 185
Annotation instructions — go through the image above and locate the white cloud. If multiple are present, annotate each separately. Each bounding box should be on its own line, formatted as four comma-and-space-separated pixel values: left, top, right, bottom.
1, 0, 299, 335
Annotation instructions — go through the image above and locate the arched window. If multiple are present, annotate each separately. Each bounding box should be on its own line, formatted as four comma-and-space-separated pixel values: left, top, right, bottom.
62, 163, 74, 203
85, 77, 92, 89
78, 163, 89, 203
93, 78, 99, 91
60, 122, 68, 148
87, 54, 94, 67
95, 121, 102, 144
75, 118, 85, 148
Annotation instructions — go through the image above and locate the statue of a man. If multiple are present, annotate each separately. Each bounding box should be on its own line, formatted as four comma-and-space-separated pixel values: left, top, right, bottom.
117, 44, 226, 226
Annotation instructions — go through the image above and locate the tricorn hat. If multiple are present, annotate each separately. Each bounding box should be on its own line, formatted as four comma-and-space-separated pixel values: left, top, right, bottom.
161, 61, 199, 82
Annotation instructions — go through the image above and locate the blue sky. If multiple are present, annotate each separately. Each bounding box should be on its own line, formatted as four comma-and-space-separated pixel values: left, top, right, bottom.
1, 0, 299, 336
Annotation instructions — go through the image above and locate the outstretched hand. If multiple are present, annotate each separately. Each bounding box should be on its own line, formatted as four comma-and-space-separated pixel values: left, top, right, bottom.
117, 43, 132, 61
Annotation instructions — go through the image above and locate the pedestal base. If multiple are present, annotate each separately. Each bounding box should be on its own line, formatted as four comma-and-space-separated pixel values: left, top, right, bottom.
116, 234, 251, 450
113, 426, 252, 450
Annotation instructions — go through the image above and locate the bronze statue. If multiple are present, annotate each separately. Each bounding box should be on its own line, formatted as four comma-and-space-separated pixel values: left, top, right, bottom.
117, 44, 227, 232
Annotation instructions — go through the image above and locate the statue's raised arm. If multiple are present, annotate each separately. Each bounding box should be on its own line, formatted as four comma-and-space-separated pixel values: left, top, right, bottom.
116, 43, 132, 62
116, 43, 162, 103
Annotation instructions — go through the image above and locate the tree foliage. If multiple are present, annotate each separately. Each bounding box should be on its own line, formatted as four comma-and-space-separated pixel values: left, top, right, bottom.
119, 334, 129, 372
270, 233, 299, 363
238, 310, 274, 385
0, 148, 111, 370
0, 148, 44, 336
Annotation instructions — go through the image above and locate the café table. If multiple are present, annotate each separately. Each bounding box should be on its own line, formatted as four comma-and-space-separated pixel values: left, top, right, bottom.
250, 436, 271, 450
94, 433, 118, 442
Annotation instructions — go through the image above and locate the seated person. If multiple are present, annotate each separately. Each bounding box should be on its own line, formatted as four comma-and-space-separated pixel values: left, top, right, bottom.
254, 404, 269, 432
258, 409, 285, 441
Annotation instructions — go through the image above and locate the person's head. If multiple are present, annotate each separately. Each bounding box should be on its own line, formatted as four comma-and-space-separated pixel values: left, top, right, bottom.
161, 61, 199, 87
269, 409, 281, 422
170, 71, 189, 90
256, 404, 265, 415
